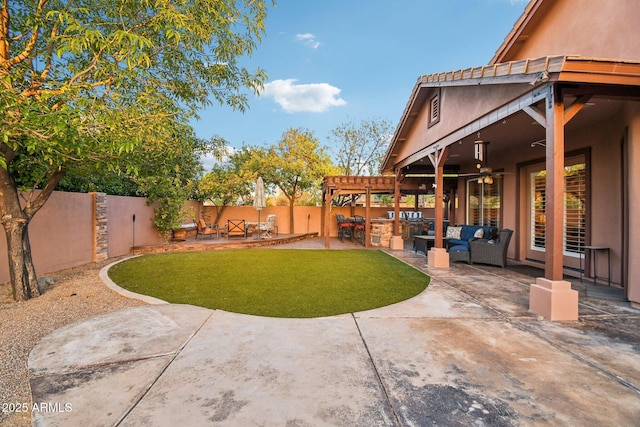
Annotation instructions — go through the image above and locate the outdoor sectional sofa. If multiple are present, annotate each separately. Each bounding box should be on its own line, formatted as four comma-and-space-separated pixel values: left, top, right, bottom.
445, 225, 515, 267
469, 229, 514, 268
445, 225, 498, 251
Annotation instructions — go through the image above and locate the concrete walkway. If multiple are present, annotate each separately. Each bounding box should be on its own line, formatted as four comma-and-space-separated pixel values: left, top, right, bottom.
28, 241, 640, 426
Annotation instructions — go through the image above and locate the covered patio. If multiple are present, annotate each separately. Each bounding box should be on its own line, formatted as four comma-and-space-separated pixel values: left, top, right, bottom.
381, 55, 640, 319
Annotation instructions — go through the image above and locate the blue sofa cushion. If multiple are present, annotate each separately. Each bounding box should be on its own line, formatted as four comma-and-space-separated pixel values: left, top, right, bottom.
447, 225, 498, 249
449, 245, 468, 253
447, 238, 468, 247
460, 225, 483, 241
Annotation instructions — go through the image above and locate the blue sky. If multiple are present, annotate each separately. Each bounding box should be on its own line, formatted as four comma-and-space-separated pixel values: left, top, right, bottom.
194, 0, 529, 169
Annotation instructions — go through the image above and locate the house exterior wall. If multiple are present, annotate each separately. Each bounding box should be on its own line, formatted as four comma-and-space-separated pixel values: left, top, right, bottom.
450, 101, 633, 289
500, 0, 640, 62
395, 84, 530, 165
625, 103, 640, 305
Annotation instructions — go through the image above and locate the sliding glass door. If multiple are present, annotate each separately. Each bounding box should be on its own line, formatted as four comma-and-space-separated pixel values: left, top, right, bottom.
525, 155, 586, 270
467, 177, 501, 228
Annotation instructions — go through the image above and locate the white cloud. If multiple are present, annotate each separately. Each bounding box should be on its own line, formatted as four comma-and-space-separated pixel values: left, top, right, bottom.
295, 33, 320, 49
261, 79, 347, 113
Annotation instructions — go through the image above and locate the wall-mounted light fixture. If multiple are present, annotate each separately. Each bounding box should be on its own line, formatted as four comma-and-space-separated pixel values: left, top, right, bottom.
529, 70, 549, 86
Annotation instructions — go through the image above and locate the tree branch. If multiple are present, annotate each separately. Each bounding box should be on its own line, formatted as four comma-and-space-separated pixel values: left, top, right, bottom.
24, 166, 67, 219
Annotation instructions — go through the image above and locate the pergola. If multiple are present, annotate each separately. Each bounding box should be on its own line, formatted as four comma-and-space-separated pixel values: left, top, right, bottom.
321, 175, 457, 248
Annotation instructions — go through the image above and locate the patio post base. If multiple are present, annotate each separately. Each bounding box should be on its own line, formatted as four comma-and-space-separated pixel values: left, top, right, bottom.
529, 278, 578, 321
427, 247, 450, 269
389, 236, 404, 251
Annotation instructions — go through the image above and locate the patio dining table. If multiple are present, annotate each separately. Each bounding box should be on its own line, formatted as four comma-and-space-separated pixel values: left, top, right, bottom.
246, 221, 268, 238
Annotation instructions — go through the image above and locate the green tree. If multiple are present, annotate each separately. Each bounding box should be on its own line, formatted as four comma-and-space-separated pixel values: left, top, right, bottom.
135, 126, 223, 239
198, 146, 259, 224
328, 117, 393, 206
329, 117, 393, 176
259, 128, 332, 233
0, 0, 271, 301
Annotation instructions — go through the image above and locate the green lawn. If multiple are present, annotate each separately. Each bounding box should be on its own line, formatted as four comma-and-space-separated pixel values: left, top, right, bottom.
108, 249, 429, 318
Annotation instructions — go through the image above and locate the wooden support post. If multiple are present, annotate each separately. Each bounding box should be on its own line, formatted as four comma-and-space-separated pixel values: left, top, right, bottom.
365, 187, 371, 248
426, 146, 450, 268
323, 185, 332, 248
390, 168, 404, 250
529, 85, 578, 321
545, 86, 565, 281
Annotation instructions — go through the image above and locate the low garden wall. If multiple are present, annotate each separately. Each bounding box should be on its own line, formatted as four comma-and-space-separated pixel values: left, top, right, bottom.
0, 190, 435, 283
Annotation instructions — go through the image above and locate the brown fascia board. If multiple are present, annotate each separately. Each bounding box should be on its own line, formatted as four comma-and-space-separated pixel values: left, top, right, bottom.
381, 55, 565, 173
381, 54, 640, 174
490, 0, 548, 65
381, 79, 426, 173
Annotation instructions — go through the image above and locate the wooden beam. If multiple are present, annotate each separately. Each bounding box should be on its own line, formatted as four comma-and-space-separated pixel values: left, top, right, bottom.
564, 94, 592, 124
523, 104, 546, 127
545, 86, 565, 281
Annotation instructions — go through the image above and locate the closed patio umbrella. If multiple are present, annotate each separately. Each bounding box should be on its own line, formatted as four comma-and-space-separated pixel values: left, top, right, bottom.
253, 176, 266, 239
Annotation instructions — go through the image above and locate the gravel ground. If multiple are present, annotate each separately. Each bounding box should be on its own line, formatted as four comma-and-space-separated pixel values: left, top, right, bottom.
0, 258, 145, 427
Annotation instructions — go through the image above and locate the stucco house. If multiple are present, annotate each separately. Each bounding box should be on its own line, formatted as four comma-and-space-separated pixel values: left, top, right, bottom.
381, 0, 640, 318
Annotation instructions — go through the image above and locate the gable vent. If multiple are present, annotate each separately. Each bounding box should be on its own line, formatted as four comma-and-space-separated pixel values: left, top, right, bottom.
428, 90, 440, 127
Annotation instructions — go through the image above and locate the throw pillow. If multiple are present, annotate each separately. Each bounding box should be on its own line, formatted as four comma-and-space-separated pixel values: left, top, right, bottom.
473, 228, 484, 238
445, 226, 462, 240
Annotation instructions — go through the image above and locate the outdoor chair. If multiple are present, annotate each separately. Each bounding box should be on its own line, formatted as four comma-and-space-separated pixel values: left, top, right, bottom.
353, 215, 366, 245
194, 219, 219, 240
335, 214, 353, 242
257, 214, 278, 238
470, 229, 513, 268
226, 219, 248, 239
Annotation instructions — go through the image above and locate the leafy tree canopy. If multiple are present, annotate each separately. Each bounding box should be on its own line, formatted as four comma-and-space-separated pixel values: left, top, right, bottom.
0, 0, 273, 300
257, 127, 333, 232
327, 117, 393, 206
328, 117, 393, 176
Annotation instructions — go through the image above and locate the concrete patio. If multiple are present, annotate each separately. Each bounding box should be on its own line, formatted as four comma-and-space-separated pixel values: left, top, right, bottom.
28, 239, 640, 426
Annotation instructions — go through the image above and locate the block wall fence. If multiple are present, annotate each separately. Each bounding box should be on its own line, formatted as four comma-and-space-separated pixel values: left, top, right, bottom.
0, 190, 436, 283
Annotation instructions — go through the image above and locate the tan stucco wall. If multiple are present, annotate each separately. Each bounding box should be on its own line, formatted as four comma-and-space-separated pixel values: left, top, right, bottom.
396, 84, 531, 166
0, 192, 95, 284
625, 103, 640, 305
504, 0, 640, 62
202, 205, 433, 237
106, 195, 166, 257
450, 102, 633, 291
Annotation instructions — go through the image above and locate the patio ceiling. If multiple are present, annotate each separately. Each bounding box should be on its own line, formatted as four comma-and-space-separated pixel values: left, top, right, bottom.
384, 56, 640, 176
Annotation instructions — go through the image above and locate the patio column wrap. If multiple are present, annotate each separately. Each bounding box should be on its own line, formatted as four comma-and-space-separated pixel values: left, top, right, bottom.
545, 85, 565, 281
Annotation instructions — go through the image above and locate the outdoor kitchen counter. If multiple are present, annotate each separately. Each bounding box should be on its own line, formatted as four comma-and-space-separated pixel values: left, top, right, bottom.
369, 218, 394, 247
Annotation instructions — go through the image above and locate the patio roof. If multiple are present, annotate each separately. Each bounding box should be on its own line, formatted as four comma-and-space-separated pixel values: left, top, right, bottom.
382, 55, 640, 173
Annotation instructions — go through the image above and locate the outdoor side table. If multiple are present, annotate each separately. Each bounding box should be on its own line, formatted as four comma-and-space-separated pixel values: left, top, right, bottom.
413, 235, 435, 254
580, 246, 611, 286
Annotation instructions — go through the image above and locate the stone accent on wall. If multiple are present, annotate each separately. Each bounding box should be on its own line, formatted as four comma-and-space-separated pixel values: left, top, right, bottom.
91, 192, 109, 261
370, 219, 394, 248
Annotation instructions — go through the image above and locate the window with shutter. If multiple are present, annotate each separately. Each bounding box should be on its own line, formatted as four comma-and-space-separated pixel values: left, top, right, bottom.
529, 161, 586, 257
